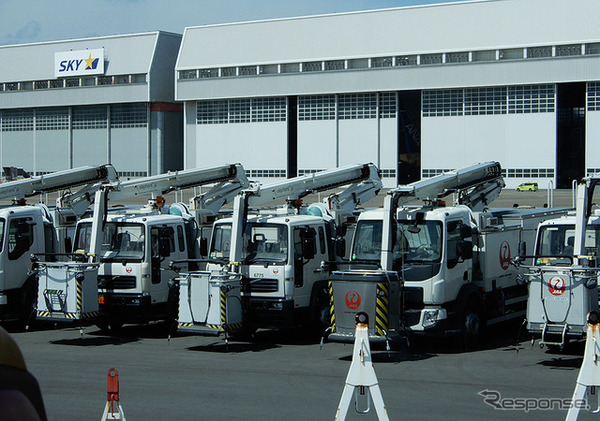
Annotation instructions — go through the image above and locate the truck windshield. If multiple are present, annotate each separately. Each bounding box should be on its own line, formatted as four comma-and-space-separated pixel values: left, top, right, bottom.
242, 223, 288, 264
209, 222, 288, 264
0, 218, 4, 253
351, 219, 443, 264
536, 224, 600, 266
74, 222, 145, 262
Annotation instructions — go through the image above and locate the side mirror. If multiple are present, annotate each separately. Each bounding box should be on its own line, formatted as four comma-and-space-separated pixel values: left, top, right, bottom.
460, 225, 473, 238
518, 241, 526, 258
199, 237, 208, 257
459, 241, 473, 260
300, 228, 316, 260
158, 229, 171, 258
335, 238, 346, 258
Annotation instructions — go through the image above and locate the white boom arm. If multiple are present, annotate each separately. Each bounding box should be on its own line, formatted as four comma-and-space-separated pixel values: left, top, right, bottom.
388, 161, 504, 209
324, 168, 383, 225
0, 164, 118, 202
189, 163, 250, 223
381, 161, 504, 270
107, 164, 247, 202
229, 163, 382, 268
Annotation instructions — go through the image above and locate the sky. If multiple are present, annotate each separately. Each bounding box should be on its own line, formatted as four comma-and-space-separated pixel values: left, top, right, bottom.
0, 0, 458, 46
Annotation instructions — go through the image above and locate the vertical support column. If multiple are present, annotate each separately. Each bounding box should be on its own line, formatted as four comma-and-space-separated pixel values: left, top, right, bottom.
287, 96, 297, 178
33, 108, 37, 175
147, 103, 152, 176
106, 105, 111, 165
68, 107, 73, 169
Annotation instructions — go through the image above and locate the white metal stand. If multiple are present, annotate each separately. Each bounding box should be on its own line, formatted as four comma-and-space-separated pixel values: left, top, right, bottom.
566, 311, 600, 421
335, 312, 390, 421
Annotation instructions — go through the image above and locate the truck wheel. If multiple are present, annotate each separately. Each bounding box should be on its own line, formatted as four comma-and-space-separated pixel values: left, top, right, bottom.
17, 282, 37, 331
462, 298, 485, 341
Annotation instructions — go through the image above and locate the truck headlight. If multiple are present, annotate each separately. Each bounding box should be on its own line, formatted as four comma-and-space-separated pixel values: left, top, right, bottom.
422, 309, 446, 328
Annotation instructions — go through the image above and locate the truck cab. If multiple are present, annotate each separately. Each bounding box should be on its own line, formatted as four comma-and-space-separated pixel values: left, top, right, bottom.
73, 211, 195, 329
350, 205, 475, 333
0, 206, 56, 323
208, 213, 333, 327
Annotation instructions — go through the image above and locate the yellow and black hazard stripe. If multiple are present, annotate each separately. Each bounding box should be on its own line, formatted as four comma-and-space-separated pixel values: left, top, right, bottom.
220, 288, 227, 326
76, 277, 83, 314
178, 322, 193, 328
375, 283, 389, 336
328, 281, 336, 332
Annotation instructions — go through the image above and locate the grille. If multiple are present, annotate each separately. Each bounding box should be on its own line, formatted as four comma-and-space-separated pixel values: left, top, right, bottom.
246, 278, 278, 293
98, 275, 137, 290
403, 287, 424, 309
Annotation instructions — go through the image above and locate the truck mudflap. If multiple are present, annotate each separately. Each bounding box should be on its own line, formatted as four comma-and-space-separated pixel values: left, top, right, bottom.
176, 270, 244, 336
34, 260, 100, 323
327, 270, 403, 344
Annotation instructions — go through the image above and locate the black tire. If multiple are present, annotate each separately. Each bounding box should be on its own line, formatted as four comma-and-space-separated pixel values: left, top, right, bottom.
461, 297, 485, 346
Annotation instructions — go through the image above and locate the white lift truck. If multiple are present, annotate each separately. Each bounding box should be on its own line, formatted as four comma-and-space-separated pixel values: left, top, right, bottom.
516, 175, 600, 350
328, 162, 567, 344
40, 164, 249, 329
0, 165, 118, 326
173, 163, 383, 336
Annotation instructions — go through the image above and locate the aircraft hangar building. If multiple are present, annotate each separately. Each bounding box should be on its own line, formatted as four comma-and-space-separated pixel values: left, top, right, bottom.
0, 31, 183, 178
175, 0, 600, 188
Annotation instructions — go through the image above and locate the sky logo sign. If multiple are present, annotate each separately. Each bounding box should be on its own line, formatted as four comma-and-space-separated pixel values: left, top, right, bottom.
54, 48, 104, 78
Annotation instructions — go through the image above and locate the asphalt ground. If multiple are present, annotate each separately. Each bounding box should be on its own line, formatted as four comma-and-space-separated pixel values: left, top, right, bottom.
3, 187, 591, 421
5, 320, 597, 421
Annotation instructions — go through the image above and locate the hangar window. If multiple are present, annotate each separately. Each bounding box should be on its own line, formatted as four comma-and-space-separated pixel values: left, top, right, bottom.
259, 65, 278, 75
395, 55, 417, 66
556, 44, 582, 56
527, 46, 552, 59
239, 66, 258, 76
499, 49, 523, 60
221, 67, 237, 77
73, 106, 107, 130
472, 50, 495, 62
324, 60, 345, 71
20, 82, 33, 91
199, 69, 218, 78
372, 57, 393, 68
4, 83, 18, 91
252, 98, 286, 122
179, 70, 197, 79
280, 63, 300, 73
508, 85, 555, 113
338, 94, 377, 119
464, 87, 506, 115
197, 100, 227, 124
588, 83, 600, 111
1, 109, 33, 132
98, 76, 113, 86
586, 43, 600, 55
110, 104, 147, 128
34, 81, 49, 90
66, 78, 80, 88
298, 95, 335, 121
446, 52, 469, 63
114, 75, 130, 85
381, 169, 396, 178
229, 99, 251, 123
422, 90, 463, 117
347, 59, 368, 69
50, 80, 64, 89
249, 169, 286, 178
379, 93, 397, 118
420, 54, 442, 65
36, 108, 69, 131
302, 62, 322, 72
